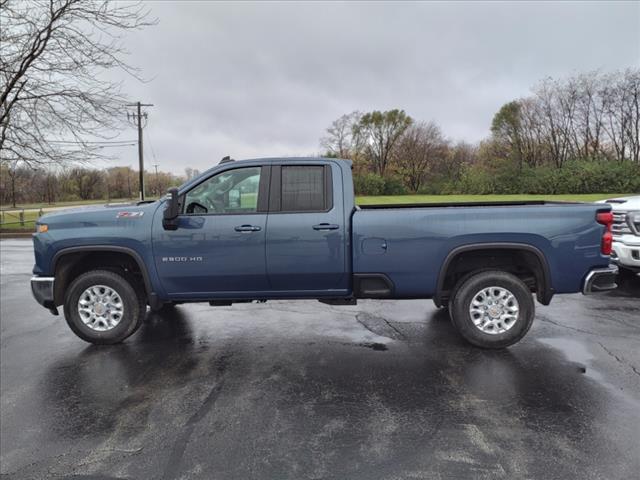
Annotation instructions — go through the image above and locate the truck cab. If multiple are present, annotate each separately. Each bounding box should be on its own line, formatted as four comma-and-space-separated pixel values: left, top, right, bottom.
155, 159, 351, 298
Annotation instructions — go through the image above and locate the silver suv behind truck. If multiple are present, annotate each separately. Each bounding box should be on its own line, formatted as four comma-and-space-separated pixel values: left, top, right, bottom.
604, 196, 640, 273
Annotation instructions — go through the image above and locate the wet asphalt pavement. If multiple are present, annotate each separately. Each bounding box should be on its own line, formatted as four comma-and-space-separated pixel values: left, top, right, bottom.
1, 239, 639, 480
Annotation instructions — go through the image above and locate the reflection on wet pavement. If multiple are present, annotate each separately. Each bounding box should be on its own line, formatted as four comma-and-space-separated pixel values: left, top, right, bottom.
1, 240, 639, 479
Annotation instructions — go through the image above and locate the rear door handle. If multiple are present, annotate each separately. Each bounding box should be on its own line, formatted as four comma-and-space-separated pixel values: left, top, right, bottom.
313, 223, 339, 231
234, 224, 261, 232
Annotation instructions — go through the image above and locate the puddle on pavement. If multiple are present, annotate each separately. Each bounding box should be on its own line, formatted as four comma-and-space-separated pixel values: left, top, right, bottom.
538, 337, 603, 381
359, 342, 388, 351
539, 336, 640, 409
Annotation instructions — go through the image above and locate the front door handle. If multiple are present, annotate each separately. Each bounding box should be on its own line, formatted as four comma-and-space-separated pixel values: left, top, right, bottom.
234, 224, 261, 232
313, 223, 339, 231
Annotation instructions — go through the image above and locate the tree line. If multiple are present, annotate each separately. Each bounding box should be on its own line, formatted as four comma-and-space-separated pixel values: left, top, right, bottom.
491, 70, 639, 167
2, 3, 638, 205
0, 165, 191, 207
321, 70, 640, 195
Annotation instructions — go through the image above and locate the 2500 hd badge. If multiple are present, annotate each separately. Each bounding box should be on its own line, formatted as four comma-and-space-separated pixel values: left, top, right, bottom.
161, 256, 203, 263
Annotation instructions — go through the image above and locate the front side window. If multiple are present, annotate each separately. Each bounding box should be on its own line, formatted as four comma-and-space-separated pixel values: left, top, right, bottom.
281, 166, 327, 212
184, 167, 261, 214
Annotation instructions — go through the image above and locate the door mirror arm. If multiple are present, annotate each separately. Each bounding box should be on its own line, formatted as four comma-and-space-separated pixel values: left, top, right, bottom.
163, 187, 180, 231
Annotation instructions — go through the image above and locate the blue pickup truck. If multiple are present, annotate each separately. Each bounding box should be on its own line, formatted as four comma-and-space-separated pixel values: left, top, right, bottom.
31, 157, 618, 348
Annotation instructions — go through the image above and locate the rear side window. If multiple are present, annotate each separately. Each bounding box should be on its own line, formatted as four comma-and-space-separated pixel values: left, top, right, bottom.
281, 166, 330, 212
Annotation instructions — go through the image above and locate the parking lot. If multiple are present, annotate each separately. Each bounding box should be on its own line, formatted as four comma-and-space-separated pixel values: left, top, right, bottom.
1, 238, 639, 479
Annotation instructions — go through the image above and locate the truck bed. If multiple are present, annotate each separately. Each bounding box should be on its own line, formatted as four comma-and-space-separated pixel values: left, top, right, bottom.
352, 201, 608, 298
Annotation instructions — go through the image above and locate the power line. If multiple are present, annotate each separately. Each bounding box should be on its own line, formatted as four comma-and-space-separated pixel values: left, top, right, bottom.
94, 144, 137, 148
153, 163, 159, 196
144, 129, 160, 196
45, 140, 137, 145
145, 128, 158, 163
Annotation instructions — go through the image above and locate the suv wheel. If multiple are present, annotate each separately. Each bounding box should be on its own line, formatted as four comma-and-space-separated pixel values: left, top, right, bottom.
450, 270, 534, 349
64, 269, 146, 344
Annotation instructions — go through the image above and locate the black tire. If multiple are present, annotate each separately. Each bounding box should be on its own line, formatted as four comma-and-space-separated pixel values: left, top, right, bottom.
63, 269, 147, 345
447, 268, 495, 314
450, 270, 534, 349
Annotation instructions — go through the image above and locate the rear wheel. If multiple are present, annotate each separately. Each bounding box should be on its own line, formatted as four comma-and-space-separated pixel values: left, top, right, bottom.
64, 269, 146, 344
450, 270, 534, 349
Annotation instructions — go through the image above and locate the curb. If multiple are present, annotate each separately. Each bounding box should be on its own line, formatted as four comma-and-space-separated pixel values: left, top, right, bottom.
0, 232, 33, 239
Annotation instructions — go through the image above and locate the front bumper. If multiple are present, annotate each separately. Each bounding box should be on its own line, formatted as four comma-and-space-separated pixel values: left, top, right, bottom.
30, 276, 58, 315
611, 238, 640, 271
582, 266, 618, 295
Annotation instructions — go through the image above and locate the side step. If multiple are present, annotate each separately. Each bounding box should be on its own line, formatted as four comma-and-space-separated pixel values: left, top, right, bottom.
318, 298, 357, 306
209, 300, 233, 306
208, 299, 267, 307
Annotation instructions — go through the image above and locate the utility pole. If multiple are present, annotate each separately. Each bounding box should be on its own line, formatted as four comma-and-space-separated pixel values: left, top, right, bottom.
105, 168, 110, 203
153, 164, 159, 196
126, 101, 153, 200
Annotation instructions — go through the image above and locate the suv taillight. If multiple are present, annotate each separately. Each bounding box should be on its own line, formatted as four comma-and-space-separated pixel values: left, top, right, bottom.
596, 211, 613, 255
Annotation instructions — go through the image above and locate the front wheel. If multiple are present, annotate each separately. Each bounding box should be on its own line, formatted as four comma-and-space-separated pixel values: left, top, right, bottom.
63, 269, 146, 345
450, 271, 534, 349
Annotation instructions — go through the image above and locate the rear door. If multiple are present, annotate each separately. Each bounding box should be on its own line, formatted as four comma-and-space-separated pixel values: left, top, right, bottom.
265, 163, 348, 293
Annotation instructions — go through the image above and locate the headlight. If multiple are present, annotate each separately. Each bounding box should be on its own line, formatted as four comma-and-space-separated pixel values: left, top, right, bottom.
36, 224, 48, 233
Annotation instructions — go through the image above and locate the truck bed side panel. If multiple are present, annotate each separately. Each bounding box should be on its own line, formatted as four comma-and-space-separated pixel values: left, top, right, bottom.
352, 204, 609, 298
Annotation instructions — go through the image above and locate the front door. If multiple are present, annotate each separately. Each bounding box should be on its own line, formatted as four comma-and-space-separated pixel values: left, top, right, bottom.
153, 165, 270, 297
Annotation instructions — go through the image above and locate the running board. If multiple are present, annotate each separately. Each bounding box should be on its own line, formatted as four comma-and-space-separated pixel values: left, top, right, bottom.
318, 298, 357, 306
208, 299, 267, 307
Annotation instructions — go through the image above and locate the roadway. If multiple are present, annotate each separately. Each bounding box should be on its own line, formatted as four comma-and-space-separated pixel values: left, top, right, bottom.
1, 239, 639, 479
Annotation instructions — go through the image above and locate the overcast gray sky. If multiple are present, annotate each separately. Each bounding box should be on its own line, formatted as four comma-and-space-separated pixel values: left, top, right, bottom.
109, 1, 640, 174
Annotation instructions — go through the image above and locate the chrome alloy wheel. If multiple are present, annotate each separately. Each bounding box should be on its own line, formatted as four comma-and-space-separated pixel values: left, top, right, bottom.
469, 286, 519, 335
77, 285, 124, 331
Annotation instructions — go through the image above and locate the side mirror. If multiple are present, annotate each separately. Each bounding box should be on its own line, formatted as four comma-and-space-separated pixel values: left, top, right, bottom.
162, 187, 180, 231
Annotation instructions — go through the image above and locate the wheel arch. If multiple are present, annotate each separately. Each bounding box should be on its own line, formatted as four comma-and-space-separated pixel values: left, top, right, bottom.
52, 246, 157, 308
434, 242, 553, 307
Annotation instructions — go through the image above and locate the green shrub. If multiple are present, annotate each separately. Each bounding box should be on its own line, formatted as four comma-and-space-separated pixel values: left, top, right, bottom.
416, 174, 453, 194
354, 159, 639, 196
383, 175, 407, 195
353, 173, 385, 195
455, 165, 494, 194
449, 159, 640, 195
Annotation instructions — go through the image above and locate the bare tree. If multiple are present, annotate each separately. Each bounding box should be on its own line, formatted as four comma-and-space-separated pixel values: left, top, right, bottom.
573, 72, 605, 158
448, 141, 478, 176
68, 167, 103, 200
320, 111, 362, 159
534, 78, 578, 168
395, 121, 448, 192
3, 160, 20, 207
518, 98, 547, 167
0, 0, 155, 168
625, 69, 640, 163
601, 69, 640, 163
496, 70, 640, 166
105, 166, 138, 199
353, 109, 412, 176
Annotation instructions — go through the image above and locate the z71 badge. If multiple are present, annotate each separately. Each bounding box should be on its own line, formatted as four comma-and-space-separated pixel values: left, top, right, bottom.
116, 211, 144, 218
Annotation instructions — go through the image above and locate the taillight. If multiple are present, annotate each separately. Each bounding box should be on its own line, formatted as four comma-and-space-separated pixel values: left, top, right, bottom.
597, 211, 613, 255
596, 212, 613, 225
